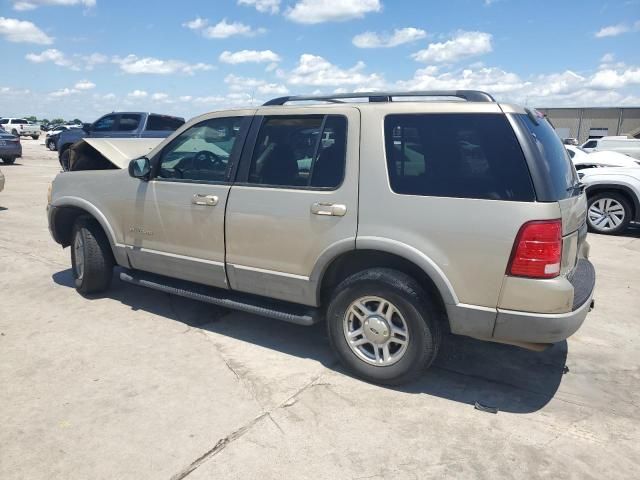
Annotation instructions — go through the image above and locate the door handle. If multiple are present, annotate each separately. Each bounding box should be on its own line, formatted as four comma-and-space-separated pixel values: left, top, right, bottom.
192, 194, 219, 206
311, 202, 347, 217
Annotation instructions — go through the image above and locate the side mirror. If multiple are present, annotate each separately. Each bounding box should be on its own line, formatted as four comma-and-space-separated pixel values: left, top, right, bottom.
128, 157, 151, 180
82, 122, 92, 133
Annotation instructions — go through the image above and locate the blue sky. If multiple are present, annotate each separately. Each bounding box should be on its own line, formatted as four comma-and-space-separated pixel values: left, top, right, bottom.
1, 0, 639, 121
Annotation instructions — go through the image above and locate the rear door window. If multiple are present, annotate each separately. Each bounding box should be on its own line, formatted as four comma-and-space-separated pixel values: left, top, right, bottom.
146, 115, 185, 132
384, 113, 535, 201
247, 115, 347, 189
117, 114, 141, 132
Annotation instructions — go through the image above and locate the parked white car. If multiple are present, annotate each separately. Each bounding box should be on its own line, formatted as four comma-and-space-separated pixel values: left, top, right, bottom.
581, 136, 640, 159
581, 166, 640, 234
566, 145, 640, 170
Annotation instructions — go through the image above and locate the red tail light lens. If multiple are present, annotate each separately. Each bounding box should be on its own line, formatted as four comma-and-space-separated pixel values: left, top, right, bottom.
508, 220, 562, 279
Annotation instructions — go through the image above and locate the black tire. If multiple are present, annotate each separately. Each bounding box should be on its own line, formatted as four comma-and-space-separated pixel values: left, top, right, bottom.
2, 157, 15, 165
71, 218, 114, 294
32, 134, 39, 140
47, 139, 56, 151
326, 268, 442, 385
11, 129, 18, 136
587, 192, 632, 235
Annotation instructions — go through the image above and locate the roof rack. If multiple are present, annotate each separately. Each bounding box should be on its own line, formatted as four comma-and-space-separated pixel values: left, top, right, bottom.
263, 90, 496, 106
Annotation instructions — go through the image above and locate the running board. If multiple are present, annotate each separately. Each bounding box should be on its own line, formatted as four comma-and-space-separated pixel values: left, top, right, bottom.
119, 270, 321, 326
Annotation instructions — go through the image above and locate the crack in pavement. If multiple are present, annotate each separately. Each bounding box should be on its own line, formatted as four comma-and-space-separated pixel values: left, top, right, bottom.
168, 369, 333, 480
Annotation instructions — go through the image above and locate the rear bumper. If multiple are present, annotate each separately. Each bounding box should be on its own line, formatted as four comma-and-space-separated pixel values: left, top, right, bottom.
492, 259, 595, 344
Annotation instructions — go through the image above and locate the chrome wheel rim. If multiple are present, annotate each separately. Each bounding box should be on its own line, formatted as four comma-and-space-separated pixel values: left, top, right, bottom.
588, 198, 625, 232
73, 233, 85, 280
343, 296, 409, 366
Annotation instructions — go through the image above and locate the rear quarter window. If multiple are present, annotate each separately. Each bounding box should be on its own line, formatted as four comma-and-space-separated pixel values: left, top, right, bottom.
146, 115, 185, 132
517, 114, 579, 200
384, 113, 535, 201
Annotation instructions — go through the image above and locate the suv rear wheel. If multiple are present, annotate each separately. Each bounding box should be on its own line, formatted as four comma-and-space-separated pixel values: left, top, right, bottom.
587, 192, 632, 235
71, 218, 114, 294
326, 268, 441, 385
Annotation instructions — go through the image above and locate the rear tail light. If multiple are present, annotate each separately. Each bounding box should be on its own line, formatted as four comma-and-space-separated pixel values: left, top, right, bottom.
508, 220, 562, 279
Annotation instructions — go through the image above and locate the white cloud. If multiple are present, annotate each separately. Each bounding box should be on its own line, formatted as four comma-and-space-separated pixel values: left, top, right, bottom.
183, 17, 208, 30
127, 90, 148, 98
600, 53, 615, 63
397, 65, 528, 94
219, 49, 281, 64
353, 27, 427, 48
285, 0, 381, 24
179, 95, 193, 102
113, 55, 213, 75
10, 0, 95, 10
595, 23, 629, 38
26, 48, 72, 67
26, 49, 109, 70
225, 74, 289, 95
238, 0, 280, 14
183, 17, 265, 38
49, 88, 78, 97
74, 80, 95, 90
82, 52, 108, 70
1, 86, 31, 95
412, 31, 492, 63
589, 67, 640, 89
283, 54, 384, 88
151, 92, 170, 101
0, 17, 53, 44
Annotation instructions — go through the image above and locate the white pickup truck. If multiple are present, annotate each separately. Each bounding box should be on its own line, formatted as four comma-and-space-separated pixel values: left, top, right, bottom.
0, 118, 40, 139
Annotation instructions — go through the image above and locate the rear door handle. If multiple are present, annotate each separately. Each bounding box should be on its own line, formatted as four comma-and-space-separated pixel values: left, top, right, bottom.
192, 194, 219, 206
311, 202, 347, 217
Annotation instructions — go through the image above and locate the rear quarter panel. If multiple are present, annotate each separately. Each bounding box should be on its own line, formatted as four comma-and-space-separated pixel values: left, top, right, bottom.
357, 104, 562, 308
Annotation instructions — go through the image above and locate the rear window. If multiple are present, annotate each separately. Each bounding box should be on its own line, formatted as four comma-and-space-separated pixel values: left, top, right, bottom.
384, 113, 535, 201
146, 115, 185, 132
16, 119, 28, 124
518, 114, 579, 199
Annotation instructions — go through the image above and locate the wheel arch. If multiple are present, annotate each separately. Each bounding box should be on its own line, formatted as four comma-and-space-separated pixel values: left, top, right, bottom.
313, 241, 458, 329
586, 183, 639, 221
49, 197, 127, 266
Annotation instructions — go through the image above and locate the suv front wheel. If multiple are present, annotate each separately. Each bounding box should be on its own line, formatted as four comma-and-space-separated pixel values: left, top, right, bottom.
327, 268, 442, 385
71, 218, 114, 294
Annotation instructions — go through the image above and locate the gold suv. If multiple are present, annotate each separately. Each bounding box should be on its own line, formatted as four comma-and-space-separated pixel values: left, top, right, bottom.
48, 91, 595, 384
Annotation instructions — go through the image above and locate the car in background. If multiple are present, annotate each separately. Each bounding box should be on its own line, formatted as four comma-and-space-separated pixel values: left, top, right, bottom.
581, 136, 640, 156
581, 166, 640, 234
46, 124, 82, 151
57, 112, 185, 169
0, 118, 40, 139
566, 145, 640, 170
0, 131, 22, 164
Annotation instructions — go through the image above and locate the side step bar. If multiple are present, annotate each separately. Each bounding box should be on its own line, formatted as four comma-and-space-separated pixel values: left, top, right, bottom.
119, 270, 321, 326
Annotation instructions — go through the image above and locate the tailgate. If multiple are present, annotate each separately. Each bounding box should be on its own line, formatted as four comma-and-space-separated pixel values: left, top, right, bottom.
558, 192, 588, 274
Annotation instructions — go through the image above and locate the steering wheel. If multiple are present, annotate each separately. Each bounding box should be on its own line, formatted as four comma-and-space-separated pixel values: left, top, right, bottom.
193, 150, 224, 170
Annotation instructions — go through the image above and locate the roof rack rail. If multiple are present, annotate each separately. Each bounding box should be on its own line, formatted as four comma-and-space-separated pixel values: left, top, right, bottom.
263, 90, 496, 106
